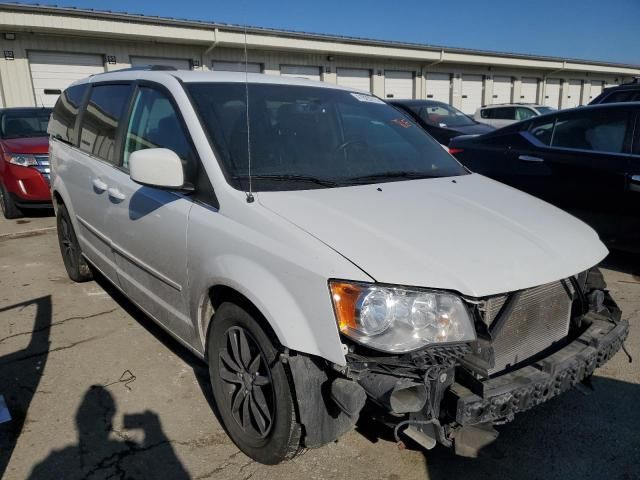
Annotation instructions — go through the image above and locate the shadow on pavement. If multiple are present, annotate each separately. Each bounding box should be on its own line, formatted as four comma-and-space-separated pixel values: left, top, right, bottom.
420, 376, 640, 480
0, 296, 52, 479
26, 386, 189, 479
600, 250, 640, 278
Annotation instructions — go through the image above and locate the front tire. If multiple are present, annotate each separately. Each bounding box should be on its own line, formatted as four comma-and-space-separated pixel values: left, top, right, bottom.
56, 204, 93, 282
208, 302, 302, 464
0, 183, 23, 219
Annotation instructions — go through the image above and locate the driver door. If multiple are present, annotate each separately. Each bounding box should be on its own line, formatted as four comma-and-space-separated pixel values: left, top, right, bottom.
103, 84, 197, 343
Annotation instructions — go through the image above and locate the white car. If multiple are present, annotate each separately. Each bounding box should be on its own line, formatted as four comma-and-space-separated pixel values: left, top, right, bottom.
48, 68, 628, 464
474, 103, 556, 128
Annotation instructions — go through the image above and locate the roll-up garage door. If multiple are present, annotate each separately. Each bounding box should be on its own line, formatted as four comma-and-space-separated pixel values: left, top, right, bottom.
520, 78, 539, 103
212, 61, 262, 73
337, 68, 371, 92
280, 65, 321, 81
491, 76, 512, 104
425, 73, 451, 103
384, 71, 414, 99
566, 80, 582, 108
28, 51, 105, 107
130, 56, 191, 70
460, 75, 483, 114
544, 79, 561, 108
589, 81, 604, 101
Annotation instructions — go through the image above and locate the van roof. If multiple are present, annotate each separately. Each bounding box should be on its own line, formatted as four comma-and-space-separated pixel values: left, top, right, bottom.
72, 68, 362, 93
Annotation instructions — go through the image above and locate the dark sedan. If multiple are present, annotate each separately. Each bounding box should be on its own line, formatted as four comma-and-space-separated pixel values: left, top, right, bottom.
449, 103, 640, 253
389, 99, 494, 145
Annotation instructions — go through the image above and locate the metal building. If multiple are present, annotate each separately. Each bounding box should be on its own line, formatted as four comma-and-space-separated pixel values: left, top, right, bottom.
0, 3, 639, 112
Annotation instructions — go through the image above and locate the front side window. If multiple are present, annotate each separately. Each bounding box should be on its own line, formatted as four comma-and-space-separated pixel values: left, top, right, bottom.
48, 83, 88, 144
123, 86, 196, 180
187, 83, 468, 191
527, 117, 555, 146
552, 108, 630, 153
415, 103, 475, 127
1, 108, 52, 139
79, 84, 133, 163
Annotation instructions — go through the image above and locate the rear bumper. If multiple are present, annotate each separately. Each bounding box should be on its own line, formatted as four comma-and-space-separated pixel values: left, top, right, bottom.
451, 314, 629, 426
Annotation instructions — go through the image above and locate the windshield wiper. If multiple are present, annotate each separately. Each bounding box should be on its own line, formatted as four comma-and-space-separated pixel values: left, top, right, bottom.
346, 171, 438, 183
233, 174, 341, 188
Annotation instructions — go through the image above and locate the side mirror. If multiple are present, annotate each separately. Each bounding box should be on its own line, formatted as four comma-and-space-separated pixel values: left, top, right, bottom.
129, 148, 185, 190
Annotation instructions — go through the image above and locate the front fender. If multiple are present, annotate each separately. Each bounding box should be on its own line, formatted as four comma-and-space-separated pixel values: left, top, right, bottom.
187, 201, 372, 366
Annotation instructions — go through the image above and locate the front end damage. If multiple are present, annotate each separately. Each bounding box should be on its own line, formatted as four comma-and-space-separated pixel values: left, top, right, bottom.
290, 269, 630, 455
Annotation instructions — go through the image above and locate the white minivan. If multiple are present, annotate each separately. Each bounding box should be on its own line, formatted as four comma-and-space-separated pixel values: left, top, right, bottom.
48, 68, 629, 464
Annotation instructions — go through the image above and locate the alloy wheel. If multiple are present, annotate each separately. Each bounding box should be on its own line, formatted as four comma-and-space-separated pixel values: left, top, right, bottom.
219, 326, 275, 439
59, 215, 77, 270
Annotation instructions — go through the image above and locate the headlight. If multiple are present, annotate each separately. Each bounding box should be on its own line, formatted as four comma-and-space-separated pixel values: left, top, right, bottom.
329, 280, 476, 353
8, 155, 38, 167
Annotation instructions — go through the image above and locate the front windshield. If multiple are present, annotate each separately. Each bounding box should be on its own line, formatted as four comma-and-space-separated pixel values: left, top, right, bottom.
411, 102, 476, 128
187, 83, 467, 191
0, 109, 51, 139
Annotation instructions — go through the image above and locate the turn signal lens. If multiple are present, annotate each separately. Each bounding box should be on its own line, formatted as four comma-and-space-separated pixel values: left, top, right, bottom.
330, 281, 362, 331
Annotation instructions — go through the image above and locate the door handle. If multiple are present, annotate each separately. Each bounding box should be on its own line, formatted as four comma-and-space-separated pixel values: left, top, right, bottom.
519, 155, 545, 163
92, 178, 108, 192
107, 187, 126, 201
629, 175, 640, 192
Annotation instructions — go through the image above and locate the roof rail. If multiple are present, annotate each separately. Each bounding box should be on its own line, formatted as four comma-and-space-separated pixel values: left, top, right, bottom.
99, 65, 179, 74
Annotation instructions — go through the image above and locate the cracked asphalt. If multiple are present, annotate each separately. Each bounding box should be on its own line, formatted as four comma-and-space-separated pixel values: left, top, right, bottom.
1, 213, 639, 480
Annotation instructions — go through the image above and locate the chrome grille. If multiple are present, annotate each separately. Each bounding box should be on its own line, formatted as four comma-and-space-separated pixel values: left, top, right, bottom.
33, 155, 50, 184
487, 280, 572, 375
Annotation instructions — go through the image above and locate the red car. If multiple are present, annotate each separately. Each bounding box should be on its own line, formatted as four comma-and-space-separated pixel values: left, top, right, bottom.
0, 107, 52, 219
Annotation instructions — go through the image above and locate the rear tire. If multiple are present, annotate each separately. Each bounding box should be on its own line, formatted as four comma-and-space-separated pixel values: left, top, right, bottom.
56, 204, 93, 282
0, 183, 23, 219
207, 302, 302, 464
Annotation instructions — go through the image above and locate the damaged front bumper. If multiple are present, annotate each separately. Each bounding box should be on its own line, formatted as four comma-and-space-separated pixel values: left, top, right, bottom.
338, 286, 630, 455
451, 313, 629, 427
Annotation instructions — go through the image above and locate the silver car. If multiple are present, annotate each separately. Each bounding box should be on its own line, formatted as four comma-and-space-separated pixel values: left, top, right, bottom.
474, 103, 556, 128
48, 67, 628, 464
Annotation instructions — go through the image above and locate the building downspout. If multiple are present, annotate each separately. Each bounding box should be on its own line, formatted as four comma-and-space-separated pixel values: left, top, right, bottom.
422, 50, 445, 98
201, 27, 219, 70
542, 60, 567, 104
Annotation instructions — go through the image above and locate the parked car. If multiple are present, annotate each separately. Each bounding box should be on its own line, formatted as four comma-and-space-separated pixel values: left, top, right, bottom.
49, 69, 628, 464
589, 78, 640, 104
473, 103, 556, 128
450, 103, 640, 253
389, 99, 494, 145
0, 107, 52, 218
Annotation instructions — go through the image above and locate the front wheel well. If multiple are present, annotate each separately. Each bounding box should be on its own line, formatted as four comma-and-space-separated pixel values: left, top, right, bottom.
204, 285, 282, 355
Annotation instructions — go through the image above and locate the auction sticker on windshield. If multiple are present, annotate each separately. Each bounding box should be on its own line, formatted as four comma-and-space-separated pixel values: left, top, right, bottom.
350, 93, 385, 104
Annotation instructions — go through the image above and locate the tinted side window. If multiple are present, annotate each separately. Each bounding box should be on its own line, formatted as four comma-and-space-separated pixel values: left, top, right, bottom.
80, 84, 133, 163
602, 90, 640, 104
123, 86, 197, 181
552, 108, 630, 153
528, 117, 555, 145
495, 107, 516, 120
48, 83, 89, 145
481, 108, 494, 119
516, 107, 536, 121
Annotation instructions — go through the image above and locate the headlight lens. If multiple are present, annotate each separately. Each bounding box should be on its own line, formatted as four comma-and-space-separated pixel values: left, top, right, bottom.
330, 280, 476, 353
8, 155, 38, 167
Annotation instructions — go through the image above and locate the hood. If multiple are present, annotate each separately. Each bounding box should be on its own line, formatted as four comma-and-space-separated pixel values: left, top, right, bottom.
257, 174, 607, 298
447, 123, 495, 136
1, 136, 49, 154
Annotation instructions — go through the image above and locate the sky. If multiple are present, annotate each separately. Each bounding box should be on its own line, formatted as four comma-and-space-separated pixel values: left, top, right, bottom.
15, 0, 640, 65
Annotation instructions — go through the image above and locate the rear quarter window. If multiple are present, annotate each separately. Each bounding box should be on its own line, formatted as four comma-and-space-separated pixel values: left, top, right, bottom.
48, 83, 89, 145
